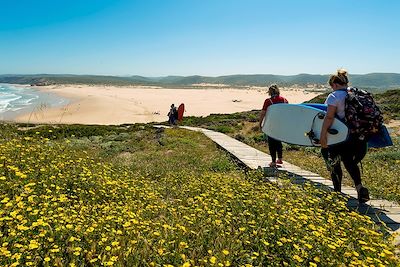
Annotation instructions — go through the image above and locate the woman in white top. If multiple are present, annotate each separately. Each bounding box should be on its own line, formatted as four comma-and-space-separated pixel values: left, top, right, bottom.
320, 69, 369, 203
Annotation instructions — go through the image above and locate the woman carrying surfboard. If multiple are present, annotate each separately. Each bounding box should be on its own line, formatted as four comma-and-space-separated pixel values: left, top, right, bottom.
320, 69, 369, 203
259, 84, 288, 168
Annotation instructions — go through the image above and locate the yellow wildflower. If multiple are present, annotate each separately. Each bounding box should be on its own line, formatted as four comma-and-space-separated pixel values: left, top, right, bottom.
28, 240, 39, 250
293, 255, 303, 262
210, 256, 217, 264
179, 242, 188, 249
383, 249, 393, 255
327, 244, 336, 250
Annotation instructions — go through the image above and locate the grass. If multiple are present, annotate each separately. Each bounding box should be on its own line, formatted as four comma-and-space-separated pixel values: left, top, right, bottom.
374, 89, 400, 120
0, 123, 398, 266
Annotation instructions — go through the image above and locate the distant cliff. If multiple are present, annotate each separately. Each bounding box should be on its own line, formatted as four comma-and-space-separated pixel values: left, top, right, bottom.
1, 73, 400, 89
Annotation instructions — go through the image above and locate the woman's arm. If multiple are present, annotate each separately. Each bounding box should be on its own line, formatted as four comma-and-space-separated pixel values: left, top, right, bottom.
259, 109, 266, 129
320, 105, 337, 148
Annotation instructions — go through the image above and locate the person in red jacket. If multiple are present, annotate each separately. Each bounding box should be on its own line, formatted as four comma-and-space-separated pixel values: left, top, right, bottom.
259, 84, 289, 167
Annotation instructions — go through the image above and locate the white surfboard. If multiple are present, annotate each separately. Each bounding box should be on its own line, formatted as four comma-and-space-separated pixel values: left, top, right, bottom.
262, 104, 349, 146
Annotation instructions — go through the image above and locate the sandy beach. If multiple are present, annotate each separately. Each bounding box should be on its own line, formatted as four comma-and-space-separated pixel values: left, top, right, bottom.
14, 85, 322, 125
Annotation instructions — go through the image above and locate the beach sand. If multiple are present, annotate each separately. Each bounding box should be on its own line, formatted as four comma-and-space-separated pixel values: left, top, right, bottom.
14, 85, 322, 125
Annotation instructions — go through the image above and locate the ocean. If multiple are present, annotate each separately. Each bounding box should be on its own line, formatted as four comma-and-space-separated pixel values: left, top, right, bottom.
0, 84, 69, 120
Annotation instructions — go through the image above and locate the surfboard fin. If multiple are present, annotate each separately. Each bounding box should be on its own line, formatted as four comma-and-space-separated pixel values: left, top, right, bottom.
305, 130, 315, 138
305, 130, 320, 145
328, 128, 338, 135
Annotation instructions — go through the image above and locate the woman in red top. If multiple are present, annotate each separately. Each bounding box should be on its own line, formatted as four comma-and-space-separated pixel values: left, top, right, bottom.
259, 84, 288, 167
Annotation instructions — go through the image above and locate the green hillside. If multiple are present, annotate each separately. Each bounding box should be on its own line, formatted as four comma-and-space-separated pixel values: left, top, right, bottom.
351, 73, 400, 88
374, 89, 400, 120
2, 73, 400, 89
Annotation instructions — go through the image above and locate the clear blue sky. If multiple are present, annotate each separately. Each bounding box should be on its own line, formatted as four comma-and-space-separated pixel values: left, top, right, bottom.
1, 0, 399, 76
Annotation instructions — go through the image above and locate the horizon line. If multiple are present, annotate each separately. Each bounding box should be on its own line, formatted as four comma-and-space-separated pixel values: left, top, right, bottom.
1, 72, 400, 77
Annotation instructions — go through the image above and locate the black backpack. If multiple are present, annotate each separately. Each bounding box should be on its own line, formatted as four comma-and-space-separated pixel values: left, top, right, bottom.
344, 87, 383, 141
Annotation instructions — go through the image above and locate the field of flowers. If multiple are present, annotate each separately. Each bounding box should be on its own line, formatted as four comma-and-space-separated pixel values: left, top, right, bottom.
0, 124, 398, 266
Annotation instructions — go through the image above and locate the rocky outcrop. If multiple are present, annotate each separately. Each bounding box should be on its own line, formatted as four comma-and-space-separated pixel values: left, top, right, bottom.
30, 79, 53, 86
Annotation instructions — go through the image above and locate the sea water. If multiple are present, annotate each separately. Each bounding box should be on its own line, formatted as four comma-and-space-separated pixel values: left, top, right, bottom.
0, 84, 69, 120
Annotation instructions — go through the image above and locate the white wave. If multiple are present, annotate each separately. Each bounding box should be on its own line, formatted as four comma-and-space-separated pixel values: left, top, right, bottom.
12, 95, 38, 106
0, 94, 21, 102
0, 94, 23, 112
0, 84, 68, 115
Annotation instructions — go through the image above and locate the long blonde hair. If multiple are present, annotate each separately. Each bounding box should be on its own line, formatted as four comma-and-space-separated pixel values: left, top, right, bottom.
328, 68, 349, 86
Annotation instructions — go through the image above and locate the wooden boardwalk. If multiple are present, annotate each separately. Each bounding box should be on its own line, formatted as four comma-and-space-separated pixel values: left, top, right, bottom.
155, 125, 400, 245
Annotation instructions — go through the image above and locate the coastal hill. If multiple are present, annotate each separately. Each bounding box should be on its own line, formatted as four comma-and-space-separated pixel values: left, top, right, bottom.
1, 73, 400, 90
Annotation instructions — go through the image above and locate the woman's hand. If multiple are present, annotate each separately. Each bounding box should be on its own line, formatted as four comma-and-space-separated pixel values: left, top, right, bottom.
320, 134, 328, 148
320, 105, 337, 148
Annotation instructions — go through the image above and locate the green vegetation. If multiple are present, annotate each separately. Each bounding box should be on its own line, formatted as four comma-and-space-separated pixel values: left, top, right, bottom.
374, 89, 400, 120
0, 123, 398, 266
304, 93, 329, 104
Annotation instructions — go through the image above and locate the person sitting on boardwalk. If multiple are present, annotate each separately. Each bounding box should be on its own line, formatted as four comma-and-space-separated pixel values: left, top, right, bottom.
320, 69, 369, 203
259, 84, 288, 168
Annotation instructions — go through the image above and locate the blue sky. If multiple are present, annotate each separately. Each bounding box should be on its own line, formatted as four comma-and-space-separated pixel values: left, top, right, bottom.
1, 0, 399, 76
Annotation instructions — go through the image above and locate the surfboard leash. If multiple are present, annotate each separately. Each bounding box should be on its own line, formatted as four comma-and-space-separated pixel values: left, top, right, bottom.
305, 112, 325, 146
